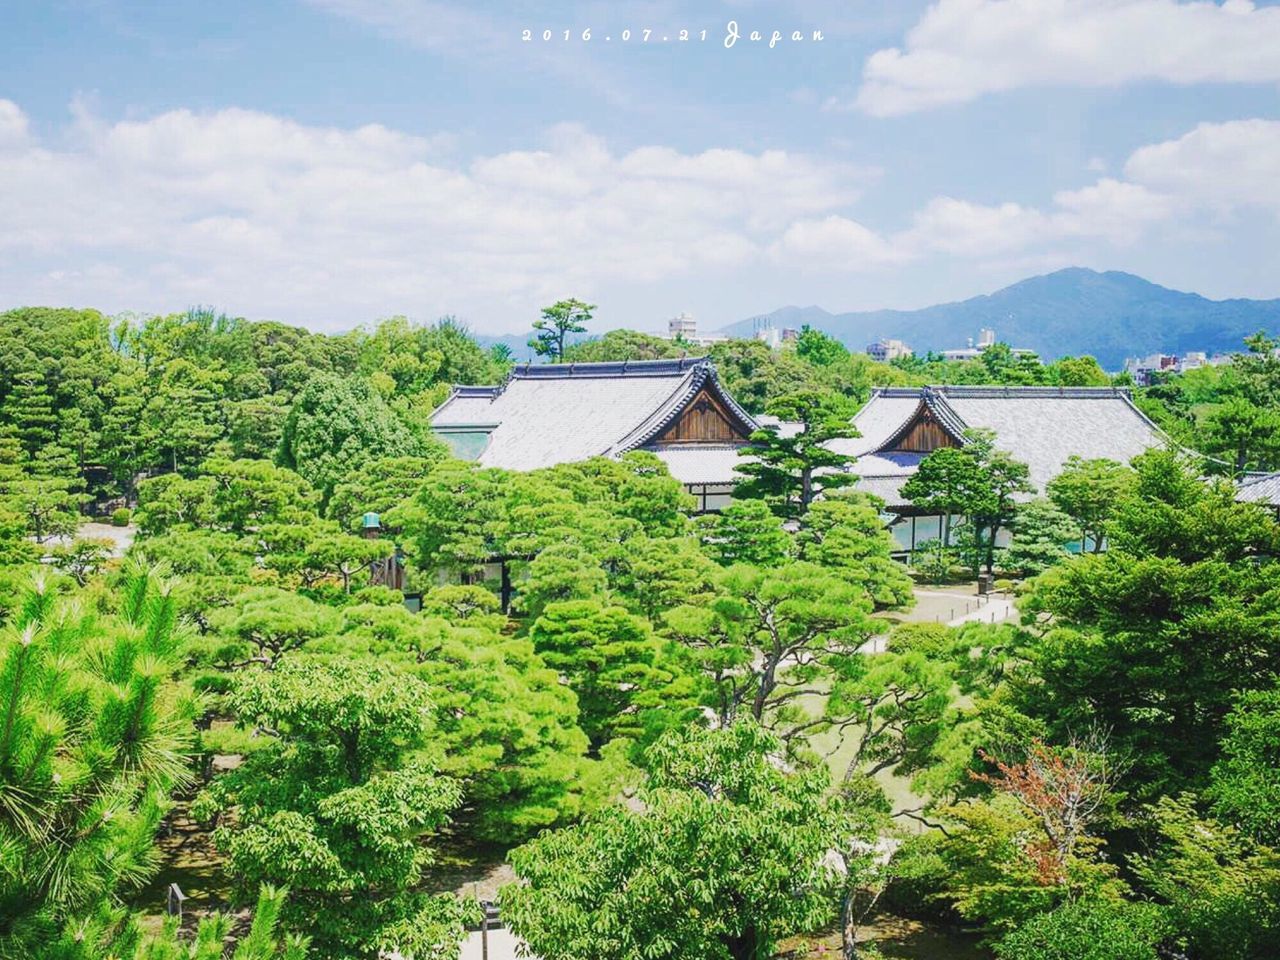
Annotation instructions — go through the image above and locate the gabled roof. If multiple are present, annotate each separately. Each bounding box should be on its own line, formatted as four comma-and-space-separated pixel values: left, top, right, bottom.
837, 385, 1168, 506
1237, 472, 1280, 508
429, 358, 758, 475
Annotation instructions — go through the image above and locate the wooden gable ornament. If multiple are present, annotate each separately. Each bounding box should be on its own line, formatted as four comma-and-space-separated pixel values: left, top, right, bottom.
652, 385, 752, 445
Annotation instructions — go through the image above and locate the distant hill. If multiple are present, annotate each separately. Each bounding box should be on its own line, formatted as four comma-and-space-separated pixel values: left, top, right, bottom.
722, 268, 1280, 369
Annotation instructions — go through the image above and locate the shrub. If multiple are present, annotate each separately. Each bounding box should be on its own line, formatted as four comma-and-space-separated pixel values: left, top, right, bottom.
994, 898, 1167, 960
110, 507, 132, 526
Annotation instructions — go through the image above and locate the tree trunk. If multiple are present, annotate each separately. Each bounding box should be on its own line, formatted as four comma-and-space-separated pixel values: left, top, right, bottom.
841, 891, 859, 960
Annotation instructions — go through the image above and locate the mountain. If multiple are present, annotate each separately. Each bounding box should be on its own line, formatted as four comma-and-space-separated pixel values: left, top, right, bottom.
723, 268, 1280, 369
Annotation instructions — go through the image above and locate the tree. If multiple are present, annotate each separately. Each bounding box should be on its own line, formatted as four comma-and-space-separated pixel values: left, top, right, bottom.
698, 498, 792, 567
608, 534, 718, 621
0, 566, 197, 952
204, 587, 338, 670
503, 722, 860, 960
335, 602, 594, 840
1046, 457, 1135, 552
1005, 499, 1077, 576
529, 599, 695, 749
277, 374, 420, 502
735, 390, 860, 519
993, 898, 1166, 960
1, 367, 57, 460
1047, 355, 1110, 387
903, 429, 1034, 576
1020, 449, 1280, 797
143, 358, 229, 474
1209, 684, 1280, 846
795, 495, 914, 608
663, 561, 877, 748
794, 325, 850, 367
970, 736, 1118, 888
43, 885, 309, 960
297, 526, 393, 594
1202, 395, 1280, 474
195, 659, 470, 958
1130, 795, 1280, 960
326, 454, 441, 532
530, 298, 595, 363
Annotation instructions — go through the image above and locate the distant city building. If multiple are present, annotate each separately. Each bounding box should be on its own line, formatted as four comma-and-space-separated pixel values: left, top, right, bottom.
942, 327, 1033, 362
753, 323, 799, 349
662, 312, 727, 347
1123, 350, 1232, 385
867, 338, 913, 363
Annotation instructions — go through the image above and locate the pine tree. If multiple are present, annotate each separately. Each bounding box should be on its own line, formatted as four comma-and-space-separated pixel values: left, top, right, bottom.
0, 564, 197, 955
2, 368, 58, 460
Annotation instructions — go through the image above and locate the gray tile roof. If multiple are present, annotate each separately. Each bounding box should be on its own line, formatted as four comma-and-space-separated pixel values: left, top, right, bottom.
842, 386, 1168, 507
1237, 472, 1280, 507
651, 444, 751, 486
429, 358, 758, 482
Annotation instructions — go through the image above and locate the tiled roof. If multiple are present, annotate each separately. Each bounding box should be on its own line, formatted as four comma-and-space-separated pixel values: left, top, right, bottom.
429, 358, 758, 481
843, 385, 1168, 507
1237, 472, 1280, 507
651, 444, 752, 486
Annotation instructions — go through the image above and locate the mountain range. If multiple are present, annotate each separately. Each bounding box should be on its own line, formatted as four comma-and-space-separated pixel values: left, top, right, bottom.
476, 269, 1280, 370
722, 268, 1280, 370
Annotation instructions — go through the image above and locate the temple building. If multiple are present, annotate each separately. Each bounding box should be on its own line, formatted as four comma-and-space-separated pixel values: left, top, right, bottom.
833, 385, 1168, 554
429, 357, 758, 512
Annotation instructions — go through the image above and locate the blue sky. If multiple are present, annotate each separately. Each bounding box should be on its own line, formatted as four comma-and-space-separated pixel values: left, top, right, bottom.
1, 0, 1279, 335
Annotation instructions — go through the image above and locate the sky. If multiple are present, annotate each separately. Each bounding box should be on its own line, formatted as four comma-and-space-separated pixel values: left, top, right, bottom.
1, 0, 1279, 336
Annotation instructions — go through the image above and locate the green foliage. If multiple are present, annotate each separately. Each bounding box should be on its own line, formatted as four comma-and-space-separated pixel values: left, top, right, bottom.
563, 328, 687, 363
1130, 795, 1280, 960
1046, 456, 1135, 551
735, 390, 860, 518
1208, 684, 1280, 846
903, 429, 1034, 576
1021, 450, 1280, 796
529, 599, 695, 749
0, 566, 196, 954
664, 560, 879, 746
794, 324, 850, 366
333, 602, 594, 840
796, 494, 915, 608
516, 543, 608, 620
1006, 498, 1077, 576
924, 794, 1126, 933
197, 659, 468, 958
504, 722, 861, 960
278, 374, 421, 503
53, 885, 308, 960
698, 498, 793, 567
530, 298, 595, 362
993, 898, 1167, 960
111, 507, 132, 526
325, 454, 441, 532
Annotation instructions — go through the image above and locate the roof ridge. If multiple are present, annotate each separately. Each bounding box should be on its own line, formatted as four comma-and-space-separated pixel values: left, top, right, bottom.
510, 357, 709, 379
921, 386, 970, 440
934, 385, 1135, 398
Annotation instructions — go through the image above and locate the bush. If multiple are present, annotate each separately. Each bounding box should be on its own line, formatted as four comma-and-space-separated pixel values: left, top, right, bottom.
994, 898, 1167, 960
110, 507, 131, 526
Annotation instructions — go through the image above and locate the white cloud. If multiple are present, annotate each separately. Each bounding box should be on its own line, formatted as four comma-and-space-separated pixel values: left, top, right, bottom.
769, 215, 908, 268
857, 0, 1280, 116
0, 100, 869, 330
1123, 118, 1280, 213
2, 98, 1275, 327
